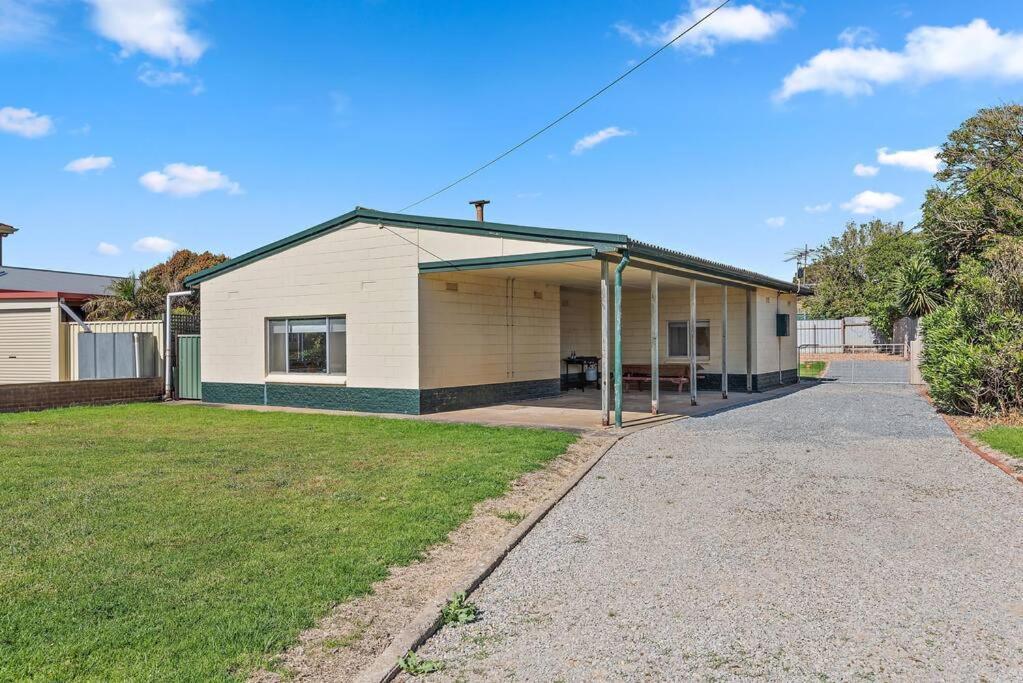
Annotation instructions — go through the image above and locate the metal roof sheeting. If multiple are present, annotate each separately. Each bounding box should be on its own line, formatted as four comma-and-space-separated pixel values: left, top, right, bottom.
0, 266, 118, 296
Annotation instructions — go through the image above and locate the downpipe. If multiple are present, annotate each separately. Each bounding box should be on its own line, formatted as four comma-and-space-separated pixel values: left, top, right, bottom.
164, 290, 194, 399
614, 251, 630, 429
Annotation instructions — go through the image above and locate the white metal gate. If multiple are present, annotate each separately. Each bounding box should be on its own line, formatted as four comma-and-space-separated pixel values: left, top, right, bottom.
799, 343, 910, 384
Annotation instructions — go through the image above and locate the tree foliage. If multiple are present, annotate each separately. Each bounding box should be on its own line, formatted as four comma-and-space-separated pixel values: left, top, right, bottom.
800, 220, 922, 336
921, 103, 1023, 275
917, 104, 1023, 414
83, 250, 226, 321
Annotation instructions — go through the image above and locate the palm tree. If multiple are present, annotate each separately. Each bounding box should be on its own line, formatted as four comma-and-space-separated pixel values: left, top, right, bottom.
83, 272, 165, 320
894, 256, 944, 317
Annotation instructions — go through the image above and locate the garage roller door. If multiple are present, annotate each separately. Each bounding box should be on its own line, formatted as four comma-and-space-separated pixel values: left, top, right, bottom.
0, 309, 52, 384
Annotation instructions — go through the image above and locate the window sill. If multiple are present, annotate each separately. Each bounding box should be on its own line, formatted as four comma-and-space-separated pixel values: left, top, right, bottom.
265, 373, 347, 385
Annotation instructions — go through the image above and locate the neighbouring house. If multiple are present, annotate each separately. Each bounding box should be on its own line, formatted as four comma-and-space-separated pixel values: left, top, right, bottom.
0, 224, 120, 384
183, 207, 802, 425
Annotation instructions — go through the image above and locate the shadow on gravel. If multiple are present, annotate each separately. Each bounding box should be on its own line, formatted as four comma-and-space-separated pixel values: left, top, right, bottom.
689, 382, 820, 419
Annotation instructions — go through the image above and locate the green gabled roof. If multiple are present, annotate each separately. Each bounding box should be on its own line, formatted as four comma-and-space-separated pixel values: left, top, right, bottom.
182, 207, 629, 286
182, 206, 799, 293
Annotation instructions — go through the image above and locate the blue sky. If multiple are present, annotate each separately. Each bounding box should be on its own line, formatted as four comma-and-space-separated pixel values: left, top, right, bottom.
2, 0, 1022, 280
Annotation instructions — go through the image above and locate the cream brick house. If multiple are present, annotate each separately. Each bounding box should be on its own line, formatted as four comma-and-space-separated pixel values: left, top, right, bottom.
183, 207, 801, 426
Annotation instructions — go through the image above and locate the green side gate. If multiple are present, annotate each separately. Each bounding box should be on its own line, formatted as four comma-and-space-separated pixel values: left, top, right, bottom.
175, 334, 202, 400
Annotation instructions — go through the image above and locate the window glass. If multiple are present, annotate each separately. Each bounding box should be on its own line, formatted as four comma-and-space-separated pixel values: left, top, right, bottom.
668, 321, 688, 357
328, 317, 346, 374
268, 320, 287, 373
668, 320, 710, 358
695, 324, 710, 357
288, 318, 327, 373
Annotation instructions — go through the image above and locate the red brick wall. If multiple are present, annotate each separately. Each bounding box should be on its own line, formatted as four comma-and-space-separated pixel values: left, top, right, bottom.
0, 378, 164, 413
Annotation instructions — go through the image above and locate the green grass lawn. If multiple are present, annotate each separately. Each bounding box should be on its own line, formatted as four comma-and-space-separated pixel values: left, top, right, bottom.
0, 404, 575, 681
975, 425, 1023, 460
799, 360, 827, 378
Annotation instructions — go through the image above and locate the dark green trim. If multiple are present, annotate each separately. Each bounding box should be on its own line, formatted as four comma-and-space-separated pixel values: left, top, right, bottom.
183, 208, 626, 287
266, 384, 420, 414
419, 379, 560, 414
202, 382, 264, 406
418, 248, 596, 273
201, 382, 421, 414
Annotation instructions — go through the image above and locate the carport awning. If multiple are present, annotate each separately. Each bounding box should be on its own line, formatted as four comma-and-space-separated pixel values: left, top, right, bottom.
417, 248, 778, 292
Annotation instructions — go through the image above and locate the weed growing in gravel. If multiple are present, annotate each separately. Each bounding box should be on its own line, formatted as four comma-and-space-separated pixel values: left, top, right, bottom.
398, 651, 444, 676
441, 592, 480, 626
570, 533, 589, 544
495, 510, 525, 524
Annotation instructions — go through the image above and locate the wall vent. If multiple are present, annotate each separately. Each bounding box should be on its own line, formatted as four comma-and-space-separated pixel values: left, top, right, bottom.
446, 282, 459, 292
533, 290, 543, 300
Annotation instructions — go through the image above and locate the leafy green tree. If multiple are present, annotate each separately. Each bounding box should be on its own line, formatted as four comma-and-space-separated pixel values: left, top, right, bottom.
84, 249, 226, 321
800, 220, 922, 336
917, 103, 1023, 415
921, 103, 1023, 275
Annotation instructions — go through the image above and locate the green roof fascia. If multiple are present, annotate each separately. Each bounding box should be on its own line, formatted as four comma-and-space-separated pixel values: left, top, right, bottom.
627, 241, 799, 293
183, 208, 627, 287
418, 248, 597, 273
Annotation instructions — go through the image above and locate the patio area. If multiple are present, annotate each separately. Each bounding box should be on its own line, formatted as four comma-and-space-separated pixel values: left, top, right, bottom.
421, 384, 806, 433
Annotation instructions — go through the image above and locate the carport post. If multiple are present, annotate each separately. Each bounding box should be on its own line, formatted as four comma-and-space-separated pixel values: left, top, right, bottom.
746, 289, 753, 392
600, 261, 610, 426
721, 284, 728, 399
689, 279, 698, 406
614, 252, 630, 428
650, 271, 659, 415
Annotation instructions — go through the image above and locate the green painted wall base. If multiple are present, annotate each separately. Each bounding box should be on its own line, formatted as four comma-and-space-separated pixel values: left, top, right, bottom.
202, 382, 419, 414
201, 379, 558, 415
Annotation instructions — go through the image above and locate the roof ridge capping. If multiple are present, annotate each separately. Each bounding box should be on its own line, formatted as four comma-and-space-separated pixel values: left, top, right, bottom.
182, 207, 798, 293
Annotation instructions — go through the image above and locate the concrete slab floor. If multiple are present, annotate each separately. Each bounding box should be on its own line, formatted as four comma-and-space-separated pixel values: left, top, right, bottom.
173, 383, 808, 434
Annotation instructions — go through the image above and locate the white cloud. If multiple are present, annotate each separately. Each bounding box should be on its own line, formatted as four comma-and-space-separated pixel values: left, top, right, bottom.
0, 106, 53, 137
616, 1, 791, 56
853, 163, 879, 177
96, 241, 122, 256
137, 63, 203, 93
139, 163, 241, 197
87, 0, 206, 64
778, 19, 1023, 101
841, 190, 903, 214
838, 26, 877, 48
571, 126, 635, 155
329, 90, 350, 115
876, 145, 940, 173
0, 0, 54, 46
133, 236, 179, 253
64, 155, 114, 173
804, 202, 832, 213
765, 216, 786, 227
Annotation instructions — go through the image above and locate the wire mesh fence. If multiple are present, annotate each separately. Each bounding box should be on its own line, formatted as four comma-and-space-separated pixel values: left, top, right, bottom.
799, 343, 910, 384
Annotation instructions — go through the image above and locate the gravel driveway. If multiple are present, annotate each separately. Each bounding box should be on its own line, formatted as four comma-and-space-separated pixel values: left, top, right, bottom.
412, 383, 1023, 681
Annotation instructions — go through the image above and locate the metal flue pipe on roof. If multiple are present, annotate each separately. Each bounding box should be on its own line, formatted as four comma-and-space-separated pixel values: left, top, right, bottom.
469, 199, 490, 222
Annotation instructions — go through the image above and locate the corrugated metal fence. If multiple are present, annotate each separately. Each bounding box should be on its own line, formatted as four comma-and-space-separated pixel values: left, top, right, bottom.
796, 316, 880, 353
59, 320, 164, 381
175, 335, 202, 399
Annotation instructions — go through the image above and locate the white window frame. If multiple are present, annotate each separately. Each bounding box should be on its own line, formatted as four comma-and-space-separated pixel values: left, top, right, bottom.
666, 319, 711, 360
265, 315, 347, 377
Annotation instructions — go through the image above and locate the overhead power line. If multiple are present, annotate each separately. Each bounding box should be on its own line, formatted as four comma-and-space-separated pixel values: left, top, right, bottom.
397, 0, 733, 213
